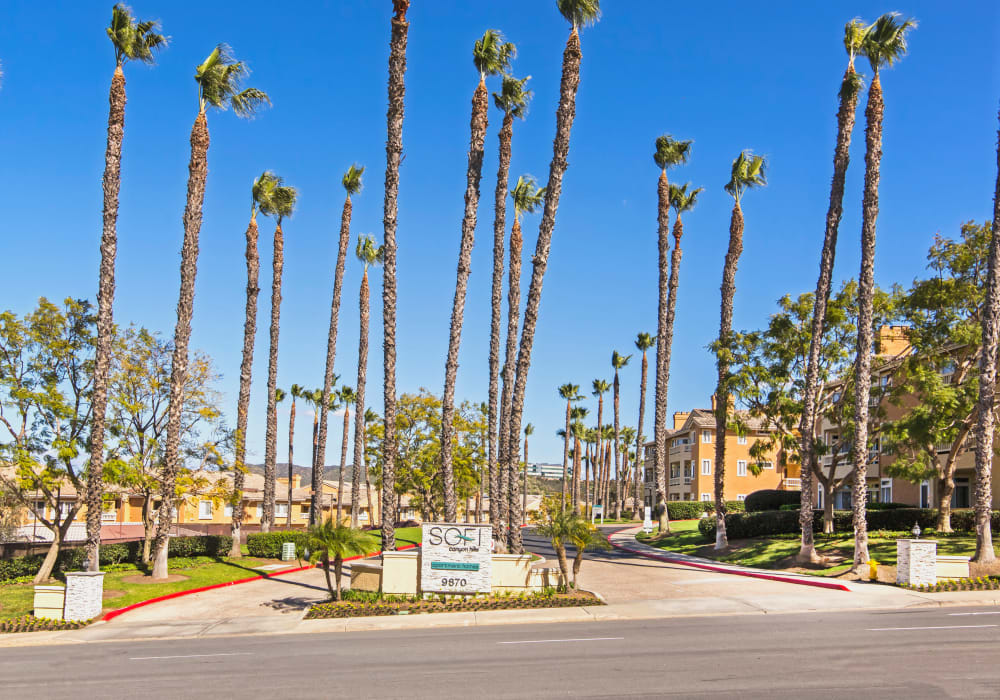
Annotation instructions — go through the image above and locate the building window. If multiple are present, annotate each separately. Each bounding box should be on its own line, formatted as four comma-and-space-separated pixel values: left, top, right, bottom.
736, 460, 747, 477
359, 511, 369, 522
301, 505, 311, 519
920, 480, 930, 509
101, 502, 117, 521
816, 487, 823, 509
880, 479, 892, 504
701, 430, 712, 443
683, 462, 693, 478
198, 501, 213, 520
701, 493, 712, 502
255, 506, 263, 519
736, 494, 746, 502
758, 461, 774, 470
224, 504, 233, 517
701, 459, 711, 475
737, 435, 747, 445
276, 503, 289, 518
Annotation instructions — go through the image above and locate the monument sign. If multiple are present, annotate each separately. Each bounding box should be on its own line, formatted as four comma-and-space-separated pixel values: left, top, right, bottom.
420, 523, 493, 594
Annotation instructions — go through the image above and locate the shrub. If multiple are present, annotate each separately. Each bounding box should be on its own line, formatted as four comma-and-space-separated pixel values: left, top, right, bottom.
246, 530, 311, 558
867, 502, 909, 511
744, 490, 801, 513
665, 502, 706, 520
167, 535, 232, 558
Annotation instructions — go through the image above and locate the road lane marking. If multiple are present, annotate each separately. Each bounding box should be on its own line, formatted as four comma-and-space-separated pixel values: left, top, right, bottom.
498, 637, 624, 645
867, 625, 997, 631
949, 611, 1000, 616
130, 653, 254, 661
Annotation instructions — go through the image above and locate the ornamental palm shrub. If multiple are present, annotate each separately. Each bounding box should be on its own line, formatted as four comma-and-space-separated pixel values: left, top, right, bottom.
306, 519, 373, 601
534, 508, 579, 586
568, 517, 610, 587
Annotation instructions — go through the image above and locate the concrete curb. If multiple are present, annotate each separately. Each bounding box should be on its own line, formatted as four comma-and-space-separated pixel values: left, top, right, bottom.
101, 543, 419, 622
607, 525, 852, 592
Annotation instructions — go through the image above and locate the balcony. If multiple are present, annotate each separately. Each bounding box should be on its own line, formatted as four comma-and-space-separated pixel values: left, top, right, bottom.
669, 478, 681, 486
783, 478, 801, 490
683, 477, 692, 485
670, 444, 692, 457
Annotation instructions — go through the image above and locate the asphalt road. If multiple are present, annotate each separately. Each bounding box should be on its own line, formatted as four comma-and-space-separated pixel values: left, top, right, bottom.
5, 606, 999, 698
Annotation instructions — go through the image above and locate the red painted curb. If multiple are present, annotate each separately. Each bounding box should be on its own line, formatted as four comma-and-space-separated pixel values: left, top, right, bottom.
607, 526, 851, 593
101, 543, 418, 622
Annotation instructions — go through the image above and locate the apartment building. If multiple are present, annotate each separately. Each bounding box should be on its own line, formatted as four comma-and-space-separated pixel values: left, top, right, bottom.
641, 404, 800, 507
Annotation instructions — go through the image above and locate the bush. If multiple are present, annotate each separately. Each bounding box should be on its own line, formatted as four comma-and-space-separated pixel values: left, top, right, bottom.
744, 490, 801, 513
246, 530, 311, 559
167, 535, 232, 558
665, 502, 707, 520
396, 520, 421, 529
867, 502, 910, 511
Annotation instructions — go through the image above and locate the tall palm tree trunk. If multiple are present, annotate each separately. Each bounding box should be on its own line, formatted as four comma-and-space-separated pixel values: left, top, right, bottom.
337, 407, 350, 523
498, 217, 525, 548
973, 110, 1000, 564
714, 202, 745, 550
851, 72, 886, 570
522, 432, 529, 526
230, 213, 260, 557
262, 223, 285, 533
572, 435, 581, 512
152, 111, 210, 580
659, 216, 686, 525
595, 397, 604, 505
561, 399, 571, 507
635, 349, 648, 520
380, 0, 409, 554
506, 27, 585, 554
489, 110, 514, 527
316, 195, 354, 525
613, 374, 622, 519
441, 79, 490, 522
351, 271, 371, 527
653, 170, 671, 533
796, 64, 861, 564
86, 64, 128, 570
286, 395, 296, 527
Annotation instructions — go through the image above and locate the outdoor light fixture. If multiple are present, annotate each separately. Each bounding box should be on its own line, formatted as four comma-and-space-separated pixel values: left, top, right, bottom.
911, 523, 921, 538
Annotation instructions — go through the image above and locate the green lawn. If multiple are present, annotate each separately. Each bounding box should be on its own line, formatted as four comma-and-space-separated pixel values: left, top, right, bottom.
636, 521, 996, 576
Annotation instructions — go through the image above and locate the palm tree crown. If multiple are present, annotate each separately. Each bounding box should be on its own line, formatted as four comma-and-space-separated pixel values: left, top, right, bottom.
592, 379, 610, 397
669, 183, 703, 215
653, 134, 692, 173
724, 151, 767, 204
343, 164, 364, 197
524, 423, 534, 437
107, 4, 167, 66
251, 170, 281, 216
473, 29, 515, 80
861, 13, 916, 73
493, 74, 533, 119
339, 385, 356, 406
559, 383, 582, 402
356, 234, 385, 269
195, 44, 270, 117
635, 332, 656, 352
511, 175, 546, 219
557, 0, 602, 29
263, 184, 297, 224
612, 350, 631, 371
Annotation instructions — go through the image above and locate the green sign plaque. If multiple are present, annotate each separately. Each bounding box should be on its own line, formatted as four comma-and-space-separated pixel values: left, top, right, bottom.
431, 561, 480, 571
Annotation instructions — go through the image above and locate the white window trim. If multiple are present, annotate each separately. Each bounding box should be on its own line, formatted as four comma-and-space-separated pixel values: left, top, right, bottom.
701, 430, 712, 443
300, 506, 311, 518
275, 503, 289, 518
759, 461, 774, 470
701, 459, 711, 476
737, 435, 747, 445
255, 506, 263, 519
880, 478, 892, 503
700, 493, 712, 502
223, 504, 234, 517
198, 500, 213, 520
736, 460, 747, 477
736, 494, 746, 501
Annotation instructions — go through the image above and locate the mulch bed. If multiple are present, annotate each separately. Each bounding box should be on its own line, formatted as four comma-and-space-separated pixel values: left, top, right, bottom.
1, 615, 90, 634
305, 590, 601, 619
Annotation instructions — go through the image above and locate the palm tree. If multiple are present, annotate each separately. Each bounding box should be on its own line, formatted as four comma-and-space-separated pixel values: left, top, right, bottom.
336, 385, 355, 524
230, 171, 280, 557
713, 150, 767, 550
521, 423, 534, 526
619, 425, 636, 513
262, 182, 298, 533
316, 164, 364, 524
851, 13, 916, 570
633, 332, 655, 521
380, 0, 410, 555
590, 379, 610, 508
570, 407, 588, 511
488, 72, 533, 540
557, 383, 582, 508
505, 0, 601, 555
364, 407, 380, 526
610, 351, 631, 519
534, 508, 577, 586
796, 20, 869, 565
151, 44, 269, 579
440, 30, 515, 523
973, 111, 1000, 564
568, 516, 610, 587
498, 175, 545, 542
85, 4, 167, 571
651, 134, 692, 534
284, 384, 304, 527
352, 235, 384, 527
306, 518, 372, 601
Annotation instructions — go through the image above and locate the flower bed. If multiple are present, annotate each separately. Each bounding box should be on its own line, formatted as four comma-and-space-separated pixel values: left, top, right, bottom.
305, 590, 600, 619
901, 576, 1000, 593
0, 615, 90, 634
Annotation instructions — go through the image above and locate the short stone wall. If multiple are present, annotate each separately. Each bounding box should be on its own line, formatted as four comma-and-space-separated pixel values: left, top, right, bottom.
896, 539, 937, 586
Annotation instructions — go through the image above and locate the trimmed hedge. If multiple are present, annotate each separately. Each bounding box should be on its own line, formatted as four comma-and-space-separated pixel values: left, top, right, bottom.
697, 508, 1000, 541
246, 530, 311, 559
0, 535, 233, 583
744, 490, 802, 513
660, 500, 745, 521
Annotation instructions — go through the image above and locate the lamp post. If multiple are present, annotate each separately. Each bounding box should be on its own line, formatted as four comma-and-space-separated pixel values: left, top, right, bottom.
911, 523, 921, 538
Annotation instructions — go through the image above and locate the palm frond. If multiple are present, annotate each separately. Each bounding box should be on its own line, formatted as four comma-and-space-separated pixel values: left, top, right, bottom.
635, 332, 656, 351
861, 12, 917, 71
195, 44, 270, 116
271, 185, 297, 221
611, 350, 632, 369
231, 88, 271, 118
724, 150, 767, 203
107, 4, 168, 65
251, 170, 282, 212
669, 182, 703, 214
556, 0, 601, 29
342, 164, 364, 196
653, 134, 692, 171
510, 174, 546, 219
473, 29, 516, 78
356, 234, 384, 267
843, 18, 868, 64
492, 74, 533, 119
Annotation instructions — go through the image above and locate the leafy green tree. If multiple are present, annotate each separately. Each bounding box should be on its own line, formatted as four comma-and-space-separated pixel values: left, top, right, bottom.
0, 298, 94, 581
87, 3, 167, 571
505, 0, 601, 556
651, 135, 692, 534
712, 150, 766, 549
883, 222, 993, 532
153, 44, 269, 579
306, 518, 372, 600
317, 164, 364, 524
851, 13, 916, 570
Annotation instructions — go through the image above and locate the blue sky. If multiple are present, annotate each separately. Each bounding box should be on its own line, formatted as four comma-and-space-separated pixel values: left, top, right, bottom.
1, 1, 998, 467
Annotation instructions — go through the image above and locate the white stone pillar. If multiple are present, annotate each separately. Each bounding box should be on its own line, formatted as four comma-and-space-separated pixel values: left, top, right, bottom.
896, 539, 937, 586
63, 571, 105, 621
